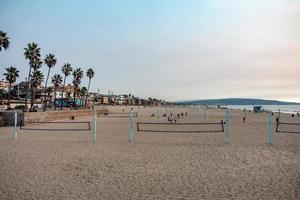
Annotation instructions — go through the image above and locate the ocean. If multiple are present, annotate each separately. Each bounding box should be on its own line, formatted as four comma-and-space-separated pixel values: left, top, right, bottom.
222, 105, 300, 114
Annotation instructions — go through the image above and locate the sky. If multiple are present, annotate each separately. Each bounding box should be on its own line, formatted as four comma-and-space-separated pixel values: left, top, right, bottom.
0, 0, 299, 102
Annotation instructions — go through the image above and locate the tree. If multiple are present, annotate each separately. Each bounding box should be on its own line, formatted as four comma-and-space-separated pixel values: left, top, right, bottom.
85, 68, 95, 108
0, 31, 10, 51
51, 74, 63, 110
30, 69, 44, 111
43, 53, 57, 111
24, 42, 41, 110
72, 68, 83, 108
0, 89, 4, 105
3, 67, 19, 107
79, 87, 87, 107
30, 58, 43, 111
61, 63, 72, 110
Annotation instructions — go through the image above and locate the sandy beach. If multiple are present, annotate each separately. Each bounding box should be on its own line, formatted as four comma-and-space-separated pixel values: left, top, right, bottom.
0, 106, 299, 200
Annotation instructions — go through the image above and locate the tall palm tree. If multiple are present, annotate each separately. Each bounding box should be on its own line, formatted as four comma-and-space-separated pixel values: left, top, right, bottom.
0, 90, 4, 105
51, 74, 63, 110
61, 63, 72, 110
80, 86, 87, 100
72, 68, 83, 109
30, 58, 43, 110
24, 42, 41, 110
30, 70, 44, 111
43, 53, 57, 111
3, 67, 19, 107
85, 68, 95, 108
0, 31, 10, 51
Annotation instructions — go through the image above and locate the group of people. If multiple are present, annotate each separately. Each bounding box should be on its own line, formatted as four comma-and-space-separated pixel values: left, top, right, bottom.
167, 112, 188, 123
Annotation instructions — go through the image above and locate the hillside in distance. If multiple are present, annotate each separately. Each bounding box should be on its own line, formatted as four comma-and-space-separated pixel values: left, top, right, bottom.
176, 98, 300, 106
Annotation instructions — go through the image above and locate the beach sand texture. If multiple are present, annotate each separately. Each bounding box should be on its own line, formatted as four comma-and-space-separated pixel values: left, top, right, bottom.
0, 106, 299, 200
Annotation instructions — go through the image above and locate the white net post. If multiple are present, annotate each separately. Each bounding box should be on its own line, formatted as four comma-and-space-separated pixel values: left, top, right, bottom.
13, 111, 17, 140
226, 109, 230, 144
137, 106, 140, 122
93, 104, 96, 142
129, 108, 133, 143
268, 112, 273, 145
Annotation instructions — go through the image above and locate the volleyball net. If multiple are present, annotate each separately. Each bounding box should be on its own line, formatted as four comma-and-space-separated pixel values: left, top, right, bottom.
19, 121, 91, 132
276, 121, 300, 134
137, 121, 225, 133
98, 112, 137, 118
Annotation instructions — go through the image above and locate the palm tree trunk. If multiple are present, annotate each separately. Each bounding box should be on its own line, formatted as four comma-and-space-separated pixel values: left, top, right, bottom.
24, 66, 32, 111
61, 76, 67, 110
85, 79, 91, 109
54, 88, 57, 110
73, 90, 76, 109
30, 87, 36, 111
43, 69, 51, 112
8, 83, 11, 108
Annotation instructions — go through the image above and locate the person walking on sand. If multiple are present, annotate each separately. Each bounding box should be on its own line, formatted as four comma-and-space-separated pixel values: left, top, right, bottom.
243, 115, 246, 123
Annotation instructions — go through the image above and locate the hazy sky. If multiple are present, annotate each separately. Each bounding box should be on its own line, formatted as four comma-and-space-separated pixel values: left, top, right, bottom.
0, 0, 299, 102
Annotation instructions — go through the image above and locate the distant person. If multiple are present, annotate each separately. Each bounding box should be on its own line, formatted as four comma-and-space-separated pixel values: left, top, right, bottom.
173, 117, 177, 123
276, 117, 279, 124
122, 108, 124, 112
243, 115, 246, 123
185, 112, 188, 116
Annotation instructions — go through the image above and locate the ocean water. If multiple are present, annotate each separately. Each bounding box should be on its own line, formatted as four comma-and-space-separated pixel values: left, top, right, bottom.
223, 105, 300, 114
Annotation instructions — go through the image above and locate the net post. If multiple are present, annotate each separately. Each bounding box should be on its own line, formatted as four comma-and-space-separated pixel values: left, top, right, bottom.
226, 109, 230, 144
93, 104, 96, 142
278, 109, 281, 121
268, 112, 273, 145
13, 111, 17, 140
129, 108, 133, 143
204, 106, 206, 120
137, 106, 140, 122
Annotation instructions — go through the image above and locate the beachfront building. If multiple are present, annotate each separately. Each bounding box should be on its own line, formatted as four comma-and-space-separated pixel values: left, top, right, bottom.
0, 80, 11, 91
101, 96, 109, 104
48, 85, 75, 101
116, 95, 125, 105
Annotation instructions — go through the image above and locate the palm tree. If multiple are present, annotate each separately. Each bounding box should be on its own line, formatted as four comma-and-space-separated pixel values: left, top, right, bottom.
51, 74, 63, 110
0, 89, 4, 105
80, 86, 87, 98
72, 68, 83, 109
43, 53, 57, 111
30, 58, 43, 110
85, 68, 95, 108
3, 67, 19, 107
0, 31, 10, 51
24, 42, 41, 110
30, 70, 44, 111
61, 63, 72, 110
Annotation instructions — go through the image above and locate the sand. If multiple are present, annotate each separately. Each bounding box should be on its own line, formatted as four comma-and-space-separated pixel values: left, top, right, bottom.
0, 106, 299, 200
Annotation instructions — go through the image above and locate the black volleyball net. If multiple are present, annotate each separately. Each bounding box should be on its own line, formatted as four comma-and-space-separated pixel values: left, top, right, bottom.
19, 121, 91, 132
98, 112, 137, 118
137, 121, 225, 133
276, 122, 300, 134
